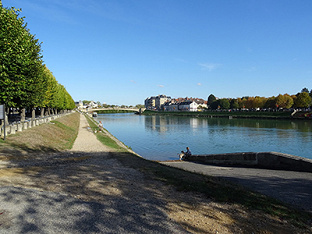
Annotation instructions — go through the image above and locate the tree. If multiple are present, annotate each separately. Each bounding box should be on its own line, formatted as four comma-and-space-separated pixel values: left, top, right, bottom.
264, 96, 277, 108
0, 6, 47, 121
219, 98, 230, 109
275, 94, 294, 109
135, 104, 145, 109
294, 92, 311, 108
210, 100, 219, 110
301, 88, 309, 93
230, 99, 239, 109
207, 94, 216, 108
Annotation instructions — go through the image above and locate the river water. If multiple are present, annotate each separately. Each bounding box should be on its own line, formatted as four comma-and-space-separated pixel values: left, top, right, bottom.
96, 113, 312, 161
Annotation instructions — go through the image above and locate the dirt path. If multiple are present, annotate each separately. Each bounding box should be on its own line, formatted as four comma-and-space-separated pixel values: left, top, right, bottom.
71, 114, 112, 152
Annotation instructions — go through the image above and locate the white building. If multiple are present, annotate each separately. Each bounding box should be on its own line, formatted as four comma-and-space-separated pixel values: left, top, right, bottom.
178, 101, 199, 112
164, 101, 199, 112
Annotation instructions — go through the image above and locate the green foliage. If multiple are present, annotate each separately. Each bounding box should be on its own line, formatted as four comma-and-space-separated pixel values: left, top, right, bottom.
0, 5, 75, 113
210, 100, 219, 110
230, 99, 239, 109
276, 94, 294, 109
207, 94, 216, 107
294, 92, 312, 108
219, 98, 230, 109
135, 104, 145, 109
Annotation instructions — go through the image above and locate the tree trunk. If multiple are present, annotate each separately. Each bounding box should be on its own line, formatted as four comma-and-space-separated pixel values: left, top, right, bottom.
4, 107, 9, 125
41, 108, 45, 118
32, 108, 36, 120
20, 108, 26, 122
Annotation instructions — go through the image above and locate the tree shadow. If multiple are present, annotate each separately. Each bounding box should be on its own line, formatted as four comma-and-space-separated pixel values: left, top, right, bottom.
0, 151, 188, 233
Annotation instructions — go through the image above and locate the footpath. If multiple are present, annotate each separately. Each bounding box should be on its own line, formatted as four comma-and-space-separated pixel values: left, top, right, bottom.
163, 161, 312, 213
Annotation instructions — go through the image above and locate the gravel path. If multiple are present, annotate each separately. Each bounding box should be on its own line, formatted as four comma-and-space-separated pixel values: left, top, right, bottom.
0, 114, 188, 234
71, 114, 112, 152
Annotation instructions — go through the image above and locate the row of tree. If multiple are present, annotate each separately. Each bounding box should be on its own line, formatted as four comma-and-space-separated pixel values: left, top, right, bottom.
207, 88, 312, 110
0, 5, 75, 122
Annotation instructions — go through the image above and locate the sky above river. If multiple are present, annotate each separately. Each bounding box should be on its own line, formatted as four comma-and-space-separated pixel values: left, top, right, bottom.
2, 0, 312, 105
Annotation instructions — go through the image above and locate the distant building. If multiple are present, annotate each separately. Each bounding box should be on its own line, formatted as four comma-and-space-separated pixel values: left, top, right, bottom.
146, 95, 206, 112
75, 100, 84, 110
145, 95, 171, 110
178, 101, 199, 112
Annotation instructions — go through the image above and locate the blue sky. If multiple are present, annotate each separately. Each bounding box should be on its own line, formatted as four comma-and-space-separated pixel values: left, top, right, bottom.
2, 0, 312, 105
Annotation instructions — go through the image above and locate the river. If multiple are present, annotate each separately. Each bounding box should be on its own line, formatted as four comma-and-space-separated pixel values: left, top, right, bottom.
95, 113, 312, 161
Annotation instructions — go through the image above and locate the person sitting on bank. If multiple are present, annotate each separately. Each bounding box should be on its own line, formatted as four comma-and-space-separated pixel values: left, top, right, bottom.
185, 147, 191, 156
98, 121, 103, 131
179, 147, 192, 160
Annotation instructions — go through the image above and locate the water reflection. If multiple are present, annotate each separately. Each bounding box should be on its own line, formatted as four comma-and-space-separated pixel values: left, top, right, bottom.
144, 115, 312, 134
97, 113, 312, 161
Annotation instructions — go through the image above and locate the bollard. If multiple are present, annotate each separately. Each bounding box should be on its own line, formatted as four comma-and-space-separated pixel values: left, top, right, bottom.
23, 122, 28, 130
35, 119, 39, 126
17, 123, 23, 132
27, 121, 32, 129
9, 125, 16, 135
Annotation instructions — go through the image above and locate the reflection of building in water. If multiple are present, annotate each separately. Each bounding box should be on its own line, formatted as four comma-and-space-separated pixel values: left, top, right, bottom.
144, 115, 207, 133
190, 118, 199, 128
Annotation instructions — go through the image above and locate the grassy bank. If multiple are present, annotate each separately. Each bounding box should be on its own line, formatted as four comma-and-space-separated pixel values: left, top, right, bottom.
0, 112, 80, 154
84, 114, 128, 151
143, 109, 312, 119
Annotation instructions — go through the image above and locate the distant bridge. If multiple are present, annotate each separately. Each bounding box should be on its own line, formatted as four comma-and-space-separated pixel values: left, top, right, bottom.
89, 108, 145, 112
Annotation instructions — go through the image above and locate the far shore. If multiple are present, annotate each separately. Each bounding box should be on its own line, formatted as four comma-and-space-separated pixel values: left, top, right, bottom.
141, 109, 312, 120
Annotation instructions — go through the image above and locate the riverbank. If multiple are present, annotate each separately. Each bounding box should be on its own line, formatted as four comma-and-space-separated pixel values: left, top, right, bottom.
0, 112, 311, 233
142, 109, 312, 120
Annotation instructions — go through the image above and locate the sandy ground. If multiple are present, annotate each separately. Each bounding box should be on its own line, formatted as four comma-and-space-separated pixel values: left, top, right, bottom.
0, 113, 311, 233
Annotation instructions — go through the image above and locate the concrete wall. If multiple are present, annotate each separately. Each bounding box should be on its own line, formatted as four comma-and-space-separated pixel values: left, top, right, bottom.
0, 112, 73, 138
186, 152, 312, 173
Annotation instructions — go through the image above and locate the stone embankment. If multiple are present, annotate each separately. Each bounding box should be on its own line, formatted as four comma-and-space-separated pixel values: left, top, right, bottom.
0, 112, 73, 138
186, 152, 312, 172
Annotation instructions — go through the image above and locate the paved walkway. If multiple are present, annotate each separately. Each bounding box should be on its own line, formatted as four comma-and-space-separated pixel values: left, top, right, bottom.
162, 161, 312, 213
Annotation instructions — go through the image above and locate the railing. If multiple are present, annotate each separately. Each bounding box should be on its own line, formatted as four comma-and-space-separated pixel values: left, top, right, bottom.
0, 111, 73, 139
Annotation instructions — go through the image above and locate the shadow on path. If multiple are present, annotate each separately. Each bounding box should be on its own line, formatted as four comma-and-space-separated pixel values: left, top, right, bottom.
0, 152, 188, 234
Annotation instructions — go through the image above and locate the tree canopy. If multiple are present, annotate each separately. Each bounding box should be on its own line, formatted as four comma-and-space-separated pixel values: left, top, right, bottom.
0, 5, 75, 114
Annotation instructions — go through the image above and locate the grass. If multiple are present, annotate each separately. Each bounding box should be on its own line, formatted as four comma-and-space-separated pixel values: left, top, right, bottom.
84, 114, 127, 151
0, 112, 80, 153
